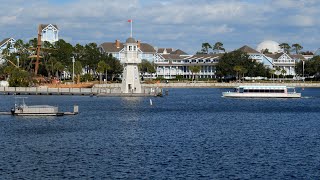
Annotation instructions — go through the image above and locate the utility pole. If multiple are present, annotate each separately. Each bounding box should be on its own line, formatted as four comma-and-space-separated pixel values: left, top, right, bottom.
72, 56, 75, 84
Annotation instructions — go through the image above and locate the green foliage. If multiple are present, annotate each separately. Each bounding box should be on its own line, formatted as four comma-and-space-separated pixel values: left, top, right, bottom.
279, 43, 291, 54
216, 50, 268, 79
201, 43, 211, 54
81, 73, 94, 82
139, 59, 156, 74
212, 42, 225, 53
8, 68, 31, 87
292, 43, 303, 54
295, 56, 320, 77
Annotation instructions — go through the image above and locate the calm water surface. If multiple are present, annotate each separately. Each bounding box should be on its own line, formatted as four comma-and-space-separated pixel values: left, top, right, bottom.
0, 88, 320, 179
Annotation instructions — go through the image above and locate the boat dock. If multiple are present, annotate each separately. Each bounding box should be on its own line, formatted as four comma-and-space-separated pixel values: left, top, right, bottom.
0, 86, 163, 97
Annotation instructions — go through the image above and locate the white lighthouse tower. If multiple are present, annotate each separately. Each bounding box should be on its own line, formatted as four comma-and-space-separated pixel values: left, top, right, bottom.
121, 37, 142, 93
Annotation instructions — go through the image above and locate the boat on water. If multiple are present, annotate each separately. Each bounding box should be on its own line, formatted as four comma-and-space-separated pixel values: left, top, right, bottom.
11, 97, 78, 116
222, 85, 301, 98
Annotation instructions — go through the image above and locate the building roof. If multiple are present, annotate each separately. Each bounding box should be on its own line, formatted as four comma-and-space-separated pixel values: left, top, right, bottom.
238, 45, 259, 54
171, 49, 188, 55
290, 54, 306, 60
100, 41, 156, 53
186, 54, 224, 59
40, 24, 59, 31
157, 48, 173, 54
265, 52, 306, 60
161, 54, 185, 60
126, 37, 136, 43
0, 38, 10, 46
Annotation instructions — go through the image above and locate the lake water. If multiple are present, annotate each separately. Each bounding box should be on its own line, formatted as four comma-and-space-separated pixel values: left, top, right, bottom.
0, 88, 320, 179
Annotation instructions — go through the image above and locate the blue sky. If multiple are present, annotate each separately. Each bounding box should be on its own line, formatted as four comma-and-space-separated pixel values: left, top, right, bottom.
0, 0, 319, 54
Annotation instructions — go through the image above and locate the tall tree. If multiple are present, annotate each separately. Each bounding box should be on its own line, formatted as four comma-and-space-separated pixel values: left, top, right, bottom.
189, 65, 201, 81
201, 43, 211, 54
292, 43, 303, 54
97, 60, 107, 84
233, 65, 243, 81
279, 43, 291, 54
74, 61, 82, 84
212, 42, 225, 53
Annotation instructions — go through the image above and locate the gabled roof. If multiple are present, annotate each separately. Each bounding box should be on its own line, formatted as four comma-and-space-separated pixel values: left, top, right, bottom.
264, 52, 305, 60
161, 54, 185, 60
0, 38, 10, 46
237, 45, 259, 54
40, 24, 59, 31
100, 42, 124, 52
140, 43, 156, 53
171, 49, 188, 55
264, 52, 284, 59
290, 54, 306, 60
157, 48, 173, 54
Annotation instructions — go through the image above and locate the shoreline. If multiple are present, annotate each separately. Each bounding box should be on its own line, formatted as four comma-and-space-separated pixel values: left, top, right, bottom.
0, 82, 318, 96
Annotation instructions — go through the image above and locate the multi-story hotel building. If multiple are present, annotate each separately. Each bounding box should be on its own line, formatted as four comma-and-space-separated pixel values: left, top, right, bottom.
101, 39, 307, 79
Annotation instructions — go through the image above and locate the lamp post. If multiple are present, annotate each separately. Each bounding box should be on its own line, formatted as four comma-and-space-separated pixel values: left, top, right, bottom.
72, 56, 75, 84
302, 60, 305, 81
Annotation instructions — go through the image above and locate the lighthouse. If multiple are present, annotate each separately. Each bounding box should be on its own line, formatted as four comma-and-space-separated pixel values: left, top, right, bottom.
121, 37, 142, 93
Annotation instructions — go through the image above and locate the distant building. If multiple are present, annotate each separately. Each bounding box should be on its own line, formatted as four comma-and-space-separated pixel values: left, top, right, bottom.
256, 40, 281, 54
314, 48, 320, 56
39, 24, 59, 43
0, 38, 16, 64
238, 45, 273, 69
265, 53, 305, 76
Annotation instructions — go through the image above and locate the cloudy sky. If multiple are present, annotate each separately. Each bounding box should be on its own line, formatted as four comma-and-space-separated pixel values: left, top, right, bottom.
0, 0, 319, 54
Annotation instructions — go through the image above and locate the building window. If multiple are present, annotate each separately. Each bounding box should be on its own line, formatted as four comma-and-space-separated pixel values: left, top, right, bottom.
129, 46, 132, 51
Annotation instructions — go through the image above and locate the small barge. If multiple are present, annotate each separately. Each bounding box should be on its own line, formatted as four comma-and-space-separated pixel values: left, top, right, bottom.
222, 85, 301, 98
10, 97, 78, 116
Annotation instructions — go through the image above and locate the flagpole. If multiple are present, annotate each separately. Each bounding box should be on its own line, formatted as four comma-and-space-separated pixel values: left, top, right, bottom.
130, 20, 133, 37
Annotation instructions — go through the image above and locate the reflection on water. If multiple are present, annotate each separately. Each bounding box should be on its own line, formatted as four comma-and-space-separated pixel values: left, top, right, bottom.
0, 88, 320, 179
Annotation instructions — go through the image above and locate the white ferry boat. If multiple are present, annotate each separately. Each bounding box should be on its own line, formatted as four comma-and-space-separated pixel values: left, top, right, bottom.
222, 85, 301, 98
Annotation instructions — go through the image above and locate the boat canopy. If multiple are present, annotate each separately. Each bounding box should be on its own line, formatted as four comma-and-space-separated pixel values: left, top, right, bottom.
237, 86, 293, 90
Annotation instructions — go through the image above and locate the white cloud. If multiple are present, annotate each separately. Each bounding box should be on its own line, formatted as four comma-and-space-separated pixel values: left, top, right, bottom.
0, 0, 320, 53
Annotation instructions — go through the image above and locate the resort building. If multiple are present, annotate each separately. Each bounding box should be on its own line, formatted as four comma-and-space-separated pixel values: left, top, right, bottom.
238, 45, 273, 68
155, 53, 221, 79
0, 38, 16, 64
39, 24, 59, 43
265, 53, 305, 76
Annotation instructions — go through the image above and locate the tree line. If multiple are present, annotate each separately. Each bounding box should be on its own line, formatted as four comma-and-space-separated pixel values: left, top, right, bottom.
0, 39, 123, 86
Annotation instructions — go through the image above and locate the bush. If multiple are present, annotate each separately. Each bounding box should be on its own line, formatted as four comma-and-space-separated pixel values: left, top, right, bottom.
8, 69, 31, 87
81, 74, 94, 82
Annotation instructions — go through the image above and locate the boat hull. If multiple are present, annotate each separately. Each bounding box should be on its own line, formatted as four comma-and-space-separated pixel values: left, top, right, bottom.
222, 92, 301, 98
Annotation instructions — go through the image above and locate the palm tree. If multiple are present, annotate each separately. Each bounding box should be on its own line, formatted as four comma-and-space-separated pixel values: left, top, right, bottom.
279, 43, 291, 54
74, 61, 82, 84
212, 42, 225, 53
97, 60, 107, 84
281, 68, 287, 78
292, 43, 303, 54
53, 62, 64, 81
189, 66, 201, 81
233, 65, 243, 81
201, 43, 211, 54
275, 66, 281, 80
270, 69, 276, 82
